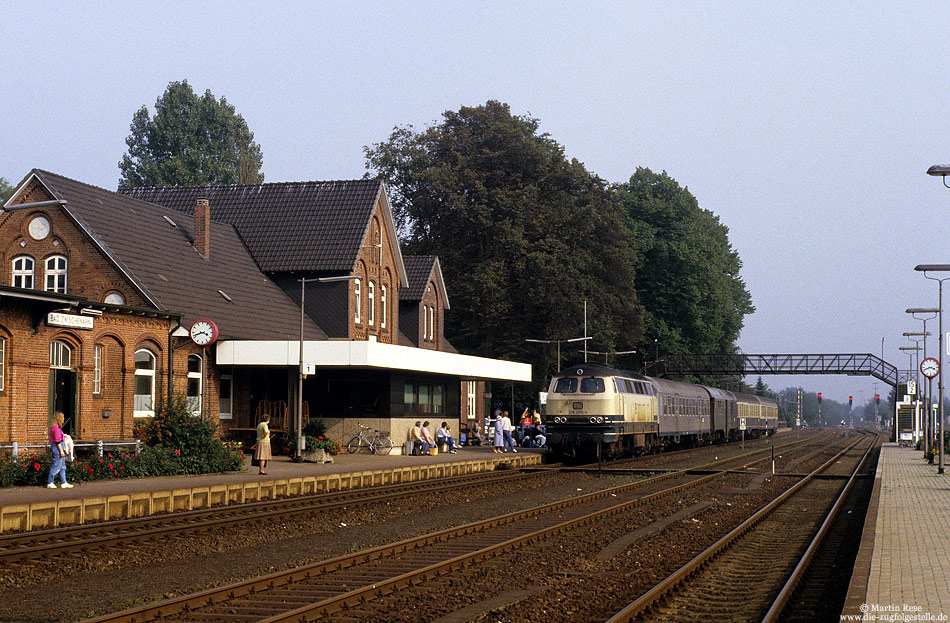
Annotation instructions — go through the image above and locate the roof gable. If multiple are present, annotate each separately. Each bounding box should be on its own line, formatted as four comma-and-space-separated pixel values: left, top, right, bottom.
400, 255, 450, 309
122, 180, 408, 285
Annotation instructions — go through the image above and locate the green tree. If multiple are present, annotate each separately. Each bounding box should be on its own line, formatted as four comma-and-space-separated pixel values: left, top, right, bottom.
618, 168, 754, 361
118, 80, 264, 188
366, 101, 641, 396
0, 177, 13, 203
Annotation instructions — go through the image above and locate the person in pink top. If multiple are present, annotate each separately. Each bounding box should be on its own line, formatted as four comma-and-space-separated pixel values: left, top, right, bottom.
47, 411, 72, 488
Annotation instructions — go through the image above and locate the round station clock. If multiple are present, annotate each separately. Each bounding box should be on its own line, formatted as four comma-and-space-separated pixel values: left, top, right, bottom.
921, 357, 940, 379
189, 319, 218, 346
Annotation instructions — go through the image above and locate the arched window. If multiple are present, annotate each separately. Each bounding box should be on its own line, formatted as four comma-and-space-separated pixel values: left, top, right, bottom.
45, 255, 67, 293
187, 354, 202, 415
50, 340, 71, 369
134, 349, 156, 417
354, 278, 361, 324
12, 256, 34, 289
368, 281, 375, 326
104, 292, 125, 305
380, 284, 387, 329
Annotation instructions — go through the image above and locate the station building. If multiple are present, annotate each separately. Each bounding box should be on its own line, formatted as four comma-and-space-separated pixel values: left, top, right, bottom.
0, 169, 530, 451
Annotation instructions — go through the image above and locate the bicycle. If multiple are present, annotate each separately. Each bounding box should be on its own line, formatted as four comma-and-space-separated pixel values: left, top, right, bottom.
346, 424, 394, 455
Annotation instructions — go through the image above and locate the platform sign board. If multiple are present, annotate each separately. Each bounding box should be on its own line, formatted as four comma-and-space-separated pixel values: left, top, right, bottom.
739, 417, 747, 431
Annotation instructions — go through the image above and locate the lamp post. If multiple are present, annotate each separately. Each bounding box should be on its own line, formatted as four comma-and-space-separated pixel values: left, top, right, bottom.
900, 344, 923, 445
904, 331, 931, 447
915, 264, 950, 474
906, 313, 937, 452
525, 336, 591, 371
295, 275, 360, 461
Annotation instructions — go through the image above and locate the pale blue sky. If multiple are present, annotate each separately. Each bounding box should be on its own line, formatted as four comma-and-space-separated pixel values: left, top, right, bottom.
3, 1, 949, 404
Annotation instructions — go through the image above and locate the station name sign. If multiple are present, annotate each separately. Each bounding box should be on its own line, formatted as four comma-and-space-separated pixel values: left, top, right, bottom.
47, 312, 94, 330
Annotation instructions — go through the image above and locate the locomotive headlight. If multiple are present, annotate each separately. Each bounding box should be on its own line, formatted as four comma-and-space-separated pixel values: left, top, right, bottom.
589, 417, 596, 423
596, 416, 604, 424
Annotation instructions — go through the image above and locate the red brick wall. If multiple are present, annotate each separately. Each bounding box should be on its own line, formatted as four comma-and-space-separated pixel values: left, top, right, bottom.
350, 207, 400, 343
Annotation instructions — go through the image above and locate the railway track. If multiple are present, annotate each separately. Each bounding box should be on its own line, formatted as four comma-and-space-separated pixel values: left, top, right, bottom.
2, 432, 827, 567
79, 433, 838, 623
605, 431, 878, 622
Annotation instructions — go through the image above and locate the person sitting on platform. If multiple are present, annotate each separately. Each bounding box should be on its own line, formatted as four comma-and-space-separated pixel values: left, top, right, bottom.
421, 421, 436, 455
411, 421, 425, 456
437, 422, 457, 454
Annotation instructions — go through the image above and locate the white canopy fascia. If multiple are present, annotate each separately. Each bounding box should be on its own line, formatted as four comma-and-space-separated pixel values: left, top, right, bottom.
216, 339, 532, 382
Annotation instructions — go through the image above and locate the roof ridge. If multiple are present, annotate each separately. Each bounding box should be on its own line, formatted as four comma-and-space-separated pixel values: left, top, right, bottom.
126, 178, 380, 193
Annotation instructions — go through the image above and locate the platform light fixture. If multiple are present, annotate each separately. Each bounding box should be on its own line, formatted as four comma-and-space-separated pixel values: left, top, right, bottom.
525, 336, 591, 371
292, 275, 361, 461
927, 164, 950, 188
914, 264, 950, 474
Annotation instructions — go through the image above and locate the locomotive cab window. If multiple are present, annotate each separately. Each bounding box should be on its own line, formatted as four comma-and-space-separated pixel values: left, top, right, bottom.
580, 377, 605, 393
554, 377, 577, 393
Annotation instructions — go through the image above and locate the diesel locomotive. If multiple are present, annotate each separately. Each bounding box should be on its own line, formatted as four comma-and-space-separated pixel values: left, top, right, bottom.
544, 363, 778, 457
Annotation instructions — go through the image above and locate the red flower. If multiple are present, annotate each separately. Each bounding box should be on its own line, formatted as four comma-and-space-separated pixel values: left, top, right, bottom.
33, 463, 41, 470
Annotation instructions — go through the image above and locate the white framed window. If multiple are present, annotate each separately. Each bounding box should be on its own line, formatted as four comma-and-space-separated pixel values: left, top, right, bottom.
134, 349, 156, 417
104, 292, 125, 305
186, 354, 202, 415
45, 255, 67, 293
93, 345, 102, 395
354, 278, 361, 323
380, 285, 387, 328
12, 256, 34, 289
368, 281, 375, 326
219, 371, 233, 419
0, 337, 5, 392
422, 304, 428, 342
50, 340, 71, 369
428, 306, 435, 341
467, 381, 476, 419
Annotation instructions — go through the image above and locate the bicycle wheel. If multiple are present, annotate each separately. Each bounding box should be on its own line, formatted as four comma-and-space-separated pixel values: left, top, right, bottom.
374, 437, 393, 455
346, 436, 362, 454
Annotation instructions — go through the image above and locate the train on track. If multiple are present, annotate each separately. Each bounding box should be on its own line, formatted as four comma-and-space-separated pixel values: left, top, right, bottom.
543, 363, 778, 458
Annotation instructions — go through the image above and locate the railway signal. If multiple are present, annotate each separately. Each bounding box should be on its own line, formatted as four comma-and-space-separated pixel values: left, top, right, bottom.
849, 396, 852, 408
817, 393, 822, 404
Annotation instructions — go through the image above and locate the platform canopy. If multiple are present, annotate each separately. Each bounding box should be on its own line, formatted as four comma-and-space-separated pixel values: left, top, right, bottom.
216, 339, 532, 382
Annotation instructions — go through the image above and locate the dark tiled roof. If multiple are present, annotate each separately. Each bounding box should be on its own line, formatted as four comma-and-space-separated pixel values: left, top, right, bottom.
400, 256, 437, 301
123, 180, 383, 273
28, 170, 326, 341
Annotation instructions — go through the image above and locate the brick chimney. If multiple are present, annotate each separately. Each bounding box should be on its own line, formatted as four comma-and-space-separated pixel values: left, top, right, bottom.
194, 198, 210, 258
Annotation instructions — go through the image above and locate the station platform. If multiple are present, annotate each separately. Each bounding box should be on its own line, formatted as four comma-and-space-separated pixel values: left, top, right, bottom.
0, 446, 544, 533
844, 443, 950, 620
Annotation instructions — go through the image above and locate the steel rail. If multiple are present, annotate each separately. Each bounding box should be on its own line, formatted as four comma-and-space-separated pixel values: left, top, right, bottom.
80, 433, 835, 623
604, 433, 873, 623
0, 469, 530, 562
761, 434, 879, 622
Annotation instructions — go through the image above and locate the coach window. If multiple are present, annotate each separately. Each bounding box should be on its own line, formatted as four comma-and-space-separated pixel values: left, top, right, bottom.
134, 349, 156, 417
187, 355, 202, 415
12, 256, 34, 289
45, 255, 67, 293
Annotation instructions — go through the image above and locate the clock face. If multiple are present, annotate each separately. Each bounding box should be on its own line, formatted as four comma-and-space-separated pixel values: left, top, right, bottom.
922, 357, 940, 378
28, 216, 50, 240
190, 319, 218, 346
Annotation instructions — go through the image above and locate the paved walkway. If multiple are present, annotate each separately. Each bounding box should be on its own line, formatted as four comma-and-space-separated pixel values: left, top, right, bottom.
845, 443, 950, 620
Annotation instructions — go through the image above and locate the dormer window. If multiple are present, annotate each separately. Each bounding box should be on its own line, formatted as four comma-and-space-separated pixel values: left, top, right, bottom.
45, 255, 67, 293
12, 256, 34, 289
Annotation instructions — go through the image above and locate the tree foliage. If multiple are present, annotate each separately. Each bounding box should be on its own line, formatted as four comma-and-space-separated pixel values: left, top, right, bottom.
366, 101, 641, 396
0, 177, 13, 203
618, 168, 754, 361
118, 80, 264, 189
